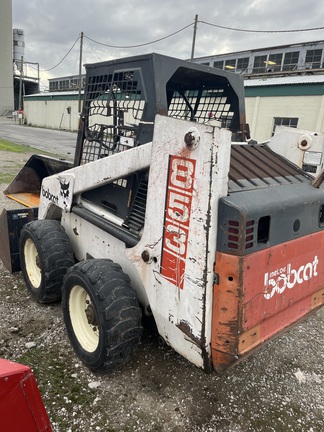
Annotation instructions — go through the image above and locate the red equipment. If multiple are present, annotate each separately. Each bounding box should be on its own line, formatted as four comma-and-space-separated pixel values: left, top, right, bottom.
0, 359, 52, 431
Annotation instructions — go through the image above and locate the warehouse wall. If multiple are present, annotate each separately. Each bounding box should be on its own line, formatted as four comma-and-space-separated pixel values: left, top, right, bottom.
246, 94, 324, 142
24, 87, 324, 142
24, 94, 144, 132
24, 97, 80, 131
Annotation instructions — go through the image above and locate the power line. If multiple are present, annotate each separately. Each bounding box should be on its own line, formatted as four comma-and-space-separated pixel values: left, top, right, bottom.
40, 36, 80, 72
38, 20, 324, 73
200, 20, 324, 34
83, 22, 194, 49
39, 80, 49, 90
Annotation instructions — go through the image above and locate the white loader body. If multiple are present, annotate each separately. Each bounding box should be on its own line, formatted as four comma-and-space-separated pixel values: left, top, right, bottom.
39, 115, 232, 369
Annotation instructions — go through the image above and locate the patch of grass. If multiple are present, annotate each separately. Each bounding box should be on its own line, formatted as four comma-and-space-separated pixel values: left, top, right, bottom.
17, 346, 105, 430
0, 138, 33, 153
0, 173, 16, 183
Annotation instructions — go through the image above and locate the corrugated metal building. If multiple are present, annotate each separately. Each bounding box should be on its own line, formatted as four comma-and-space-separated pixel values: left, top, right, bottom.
22, 40, 324, 141
23, 74, 324, 142
194, 40, 324, 76
23, 91, 81, 131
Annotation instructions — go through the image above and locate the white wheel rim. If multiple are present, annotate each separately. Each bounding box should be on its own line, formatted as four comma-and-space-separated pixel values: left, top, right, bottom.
24, 238, 41, 288
69, 285, 99, 353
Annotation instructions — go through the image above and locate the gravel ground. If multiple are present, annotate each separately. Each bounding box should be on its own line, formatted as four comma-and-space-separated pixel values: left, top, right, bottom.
0, 146, 323, 432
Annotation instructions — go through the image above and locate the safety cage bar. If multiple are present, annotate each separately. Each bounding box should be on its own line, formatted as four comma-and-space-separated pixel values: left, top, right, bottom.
74, 53, 245, 167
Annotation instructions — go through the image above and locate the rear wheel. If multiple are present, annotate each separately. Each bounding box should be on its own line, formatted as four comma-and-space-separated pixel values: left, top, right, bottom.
62, 259, 143, 372
19, 220, 74, 303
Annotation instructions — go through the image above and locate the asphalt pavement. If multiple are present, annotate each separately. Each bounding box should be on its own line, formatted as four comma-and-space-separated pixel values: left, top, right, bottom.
0, 115, 76, 160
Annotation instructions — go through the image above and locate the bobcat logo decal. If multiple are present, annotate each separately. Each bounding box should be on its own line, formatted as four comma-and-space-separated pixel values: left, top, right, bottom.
59, 179, 70, 198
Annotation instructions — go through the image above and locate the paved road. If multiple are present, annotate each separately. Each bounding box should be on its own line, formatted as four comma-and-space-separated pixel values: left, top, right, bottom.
0, 116, 77, 160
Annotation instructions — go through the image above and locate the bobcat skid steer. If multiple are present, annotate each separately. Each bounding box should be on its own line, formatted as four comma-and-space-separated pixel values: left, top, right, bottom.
1, 53, 323, 373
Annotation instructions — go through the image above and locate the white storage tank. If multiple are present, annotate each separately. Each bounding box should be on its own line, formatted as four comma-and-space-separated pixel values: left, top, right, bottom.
13, 28, 25, 67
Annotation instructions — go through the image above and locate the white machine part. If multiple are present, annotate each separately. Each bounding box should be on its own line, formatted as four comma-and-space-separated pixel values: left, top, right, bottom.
267, 126, 324, 176
38, 115, 232, 369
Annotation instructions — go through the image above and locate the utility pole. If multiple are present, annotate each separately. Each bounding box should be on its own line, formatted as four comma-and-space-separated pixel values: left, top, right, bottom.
190, 14, 198, 61
78, 31, 84, 115
37, 62, 40, 92
18, 55, 24, 124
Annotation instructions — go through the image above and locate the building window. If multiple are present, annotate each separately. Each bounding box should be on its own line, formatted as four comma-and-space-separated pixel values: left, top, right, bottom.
200, 62, 210, 66
268, 53, 283, 72
49, 81, 58, 91
272, 117, 298, 135
70, 78, 80, 89
237, 57, 249, 73
283, 51, 299, 71
59, 80, 69, 90
213, 60, 224, 69
253, 55, 267, 73
225, 59, 236, 70
305, 49, 322, 69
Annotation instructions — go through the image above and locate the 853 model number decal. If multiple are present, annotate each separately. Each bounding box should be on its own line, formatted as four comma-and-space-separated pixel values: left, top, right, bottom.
160, 155, 196, 289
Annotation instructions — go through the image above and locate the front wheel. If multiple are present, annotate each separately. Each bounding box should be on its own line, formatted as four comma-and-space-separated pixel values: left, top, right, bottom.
19, 220, 75, 303
61, 259, 143, 372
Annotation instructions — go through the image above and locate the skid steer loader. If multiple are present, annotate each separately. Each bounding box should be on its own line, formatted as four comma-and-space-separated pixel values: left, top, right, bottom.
1, 53, 323, 373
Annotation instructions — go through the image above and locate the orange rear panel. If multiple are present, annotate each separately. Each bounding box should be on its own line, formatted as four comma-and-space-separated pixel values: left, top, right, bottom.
212, 231, 324, 372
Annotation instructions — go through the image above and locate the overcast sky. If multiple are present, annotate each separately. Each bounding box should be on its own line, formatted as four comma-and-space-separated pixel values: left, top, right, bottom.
12, 0, 324, 90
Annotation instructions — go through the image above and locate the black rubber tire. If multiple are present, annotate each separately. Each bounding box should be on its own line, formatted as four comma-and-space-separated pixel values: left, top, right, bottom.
61, 259, 143, 372
19, 219, 75, 303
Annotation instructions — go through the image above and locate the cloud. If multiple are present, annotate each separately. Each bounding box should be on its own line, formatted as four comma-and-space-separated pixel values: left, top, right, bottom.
12, 0, 324, 85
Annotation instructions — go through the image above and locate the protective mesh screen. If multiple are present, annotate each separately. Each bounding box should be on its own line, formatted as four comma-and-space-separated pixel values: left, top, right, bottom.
81, 64, 237, 166
168, 89, 234, 127
81, 70, 145, 165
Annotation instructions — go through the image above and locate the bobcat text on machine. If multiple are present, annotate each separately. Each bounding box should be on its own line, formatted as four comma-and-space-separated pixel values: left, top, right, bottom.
0, 53, 323, 373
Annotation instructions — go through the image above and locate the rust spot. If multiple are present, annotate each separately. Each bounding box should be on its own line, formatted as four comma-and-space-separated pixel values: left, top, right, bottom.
176, 320, 201, 347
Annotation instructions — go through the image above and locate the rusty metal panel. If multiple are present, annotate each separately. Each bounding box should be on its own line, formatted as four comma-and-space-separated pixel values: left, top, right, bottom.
229, 144, 311, 192
212, 231, 324, 372
5, 193, 40, 208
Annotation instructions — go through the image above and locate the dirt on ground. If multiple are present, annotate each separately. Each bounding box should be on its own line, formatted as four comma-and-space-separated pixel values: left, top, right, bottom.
0, 148, 323, 432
